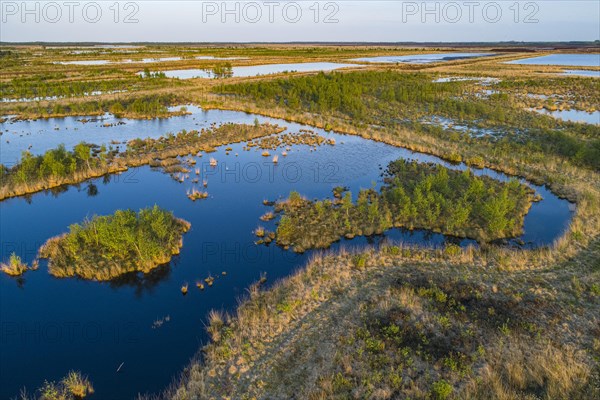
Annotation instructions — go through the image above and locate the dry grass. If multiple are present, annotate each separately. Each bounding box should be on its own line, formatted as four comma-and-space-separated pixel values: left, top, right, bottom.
161, 232, 598, 398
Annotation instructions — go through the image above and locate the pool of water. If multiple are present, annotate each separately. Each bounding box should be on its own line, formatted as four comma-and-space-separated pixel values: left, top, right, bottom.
506, 54, 600, 67
352, 53, 494, 64
154, 62, 360, 79
563, 69, 600, 78
531, 108, 600, 125
0, 107, 573, 399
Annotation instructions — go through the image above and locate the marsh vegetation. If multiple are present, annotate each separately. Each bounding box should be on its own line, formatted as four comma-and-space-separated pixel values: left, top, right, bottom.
19, 370, 94, 400
2, 45, 599, 400
218, 71, 600, 170
271, 160, 535, 252
0, 252, 34, 276
38, 206, 190, 280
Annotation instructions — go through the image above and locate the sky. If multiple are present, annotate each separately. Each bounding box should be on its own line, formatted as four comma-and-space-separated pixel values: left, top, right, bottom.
1, 1, 599, 43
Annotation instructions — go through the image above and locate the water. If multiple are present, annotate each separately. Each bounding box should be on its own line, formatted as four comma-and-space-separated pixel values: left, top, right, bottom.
531, 108, 600, 125
153, 62, 359, 79
421, 116, 500, 138
563, 69, 600, 78
0, 108, 573, 399
352, 53, 494, 64
432, 77, 500, 85
506, 54, 600, 67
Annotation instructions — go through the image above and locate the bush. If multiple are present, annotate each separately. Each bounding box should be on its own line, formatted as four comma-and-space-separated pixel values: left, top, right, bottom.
39, 206, 191, 280
431, 379, 453, 399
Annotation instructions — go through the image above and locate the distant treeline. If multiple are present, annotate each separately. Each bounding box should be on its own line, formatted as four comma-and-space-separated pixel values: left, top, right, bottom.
9, 93, 184, 119
0, 73, 174, 100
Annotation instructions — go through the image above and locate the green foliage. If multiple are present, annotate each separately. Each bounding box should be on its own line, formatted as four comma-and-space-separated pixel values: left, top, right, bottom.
271, 160, 534, 251
431, 379, 453, 399
39, 206, 190, 280
0, 72, 171, 100
20, 370, 93, 400
0, 252, 29, 276
2, 143, 106, 187
10, 93, 182, 119
211, 62, 233, 79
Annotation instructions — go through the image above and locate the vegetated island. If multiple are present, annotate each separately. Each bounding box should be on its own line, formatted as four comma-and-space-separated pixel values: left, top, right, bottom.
269, 160, 536, 252
0, 252, 37, 277
0, 122, 285, 200
38, 206, 191, 281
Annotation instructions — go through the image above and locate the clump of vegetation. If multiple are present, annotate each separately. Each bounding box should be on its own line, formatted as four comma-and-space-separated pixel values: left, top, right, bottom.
0, 142, 112, 200
253, 130, 330, 150
0, 72, 174, 102
19, 370, 94, 399
187, 188, 208, 201
38, 206, 191, 280
0, 252, 31, 276
271, 160, 535, 251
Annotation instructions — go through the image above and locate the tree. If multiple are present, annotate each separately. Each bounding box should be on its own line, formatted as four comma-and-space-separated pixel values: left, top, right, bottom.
74, 143, 91, 169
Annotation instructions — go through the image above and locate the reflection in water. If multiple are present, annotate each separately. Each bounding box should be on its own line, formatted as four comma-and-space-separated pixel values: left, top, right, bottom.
109, 262, 173, 297
86, 183, 99, 197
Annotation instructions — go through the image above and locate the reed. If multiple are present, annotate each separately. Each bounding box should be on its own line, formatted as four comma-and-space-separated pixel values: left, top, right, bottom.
0, 252, 29, 276
187, 187, 209, 201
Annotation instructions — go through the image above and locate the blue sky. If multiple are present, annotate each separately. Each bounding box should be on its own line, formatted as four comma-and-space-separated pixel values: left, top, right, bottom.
1, 1, 599, 42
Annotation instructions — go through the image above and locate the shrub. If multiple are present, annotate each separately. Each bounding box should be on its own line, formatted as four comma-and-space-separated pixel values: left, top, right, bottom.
431, 379, 453, 399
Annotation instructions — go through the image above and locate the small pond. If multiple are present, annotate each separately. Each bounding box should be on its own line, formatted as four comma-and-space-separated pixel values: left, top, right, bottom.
506, 54, 600, 67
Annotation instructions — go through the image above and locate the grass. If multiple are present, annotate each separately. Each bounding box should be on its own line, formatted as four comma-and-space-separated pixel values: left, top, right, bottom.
165, 238, 600, 399
18, 370, 93, 400
38, 206, 191, 281
186, 187, 208, 201
0, 252, 30, 276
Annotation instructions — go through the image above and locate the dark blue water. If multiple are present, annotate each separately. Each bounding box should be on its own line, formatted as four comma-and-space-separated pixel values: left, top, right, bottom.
0, 108, 573, 399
